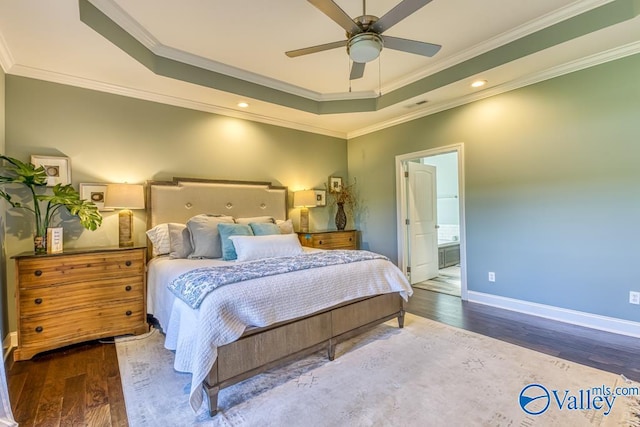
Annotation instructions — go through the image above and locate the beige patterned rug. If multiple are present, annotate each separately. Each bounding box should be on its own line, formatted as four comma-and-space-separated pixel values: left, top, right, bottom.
116, 314, 639, 426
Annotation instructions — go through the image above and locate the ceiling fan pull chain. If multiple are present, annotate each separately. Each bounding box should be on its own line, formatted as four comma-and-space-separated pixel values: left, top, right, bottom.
378, 57, 382, 97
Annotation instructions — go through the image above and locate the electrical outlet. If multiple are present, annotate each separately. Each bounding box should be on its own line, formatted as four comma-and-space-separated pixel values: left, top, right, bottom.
488, 272, 495, 282
630, 291, 640, 305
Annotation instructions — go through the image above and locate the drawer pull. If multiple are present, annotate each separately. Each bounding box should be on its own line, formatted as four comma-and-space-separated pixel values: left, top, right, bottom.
318, 240, 323, 245
34, 270, 42, 277
125, 285, 132, 292
126, 310, 132, 316
125, 260, 132, 267
349, 237, 352, 241
34, 298, 43, 305
35, 326, 43, 333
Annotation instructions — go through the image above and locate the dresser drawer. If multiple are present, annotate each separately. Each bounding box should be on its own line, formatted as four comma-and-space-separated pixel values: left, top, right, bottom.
19, 301, 145, 347
19, 277, 144, 316
17, 251, 145, 288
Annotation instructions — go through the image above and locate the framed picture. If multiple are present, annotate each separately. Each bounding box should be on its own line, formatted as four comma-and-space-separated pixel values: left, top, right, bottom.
31, 155, 71, 187
79, 183, 113, 211
329, 176, 343, 193
314, 189, 326, 207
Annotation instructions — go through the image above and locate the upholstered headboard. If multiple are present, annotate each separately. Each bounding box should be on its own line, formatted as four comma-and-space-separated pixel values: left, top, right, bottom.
146, 177, 288, 229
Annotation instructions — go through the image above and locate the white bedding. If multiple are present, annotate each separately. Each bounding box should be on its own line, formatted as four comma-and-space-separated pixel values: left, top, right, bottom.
146, 249, 413, 412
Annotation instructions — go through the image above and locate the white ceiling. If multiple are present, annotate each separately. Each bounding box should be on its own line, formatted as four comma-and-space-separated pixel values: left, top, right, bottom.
1, 0, 639, 138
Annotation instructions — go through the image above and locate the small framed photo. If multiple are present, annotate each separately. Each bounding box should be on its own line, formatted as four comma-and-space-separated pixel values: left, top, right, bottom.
329, 176, 343, 193
314, 190, 326, 207
79, 183, 113, 211
31, 155, 71, 187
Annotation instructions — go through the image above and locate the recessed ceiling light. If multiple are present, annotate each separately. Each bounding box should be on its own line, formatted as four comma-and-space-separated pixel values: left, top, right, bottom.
237, 102, 249, 108
471, 80, 487, 88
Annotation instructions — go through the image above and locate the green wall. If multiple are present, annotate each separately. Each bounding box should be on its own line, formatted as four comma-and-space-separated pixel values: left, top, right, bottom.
348, 53, 640, 323
4, 76, 347, 333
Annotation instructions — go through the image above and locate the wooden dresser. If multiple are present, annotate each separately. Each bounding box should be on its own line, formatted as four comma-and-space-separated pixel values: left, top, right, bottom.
13, 246, 147, 361
297, 230, 358, 250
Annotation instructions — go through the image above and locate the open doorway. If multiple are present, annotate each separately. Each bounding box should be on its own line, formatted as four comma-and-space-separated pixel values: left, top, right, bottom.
395, 144, 467, 300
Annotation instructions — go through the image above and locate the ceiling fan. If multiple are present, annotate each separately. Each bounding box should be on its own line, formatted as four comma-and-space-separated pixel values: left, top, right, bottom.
285, 0, 442, 80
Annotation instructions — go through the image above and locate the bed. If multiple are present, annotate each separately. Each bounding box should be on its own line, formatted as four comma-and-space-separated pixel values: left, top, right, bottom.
145, 177, 413, 416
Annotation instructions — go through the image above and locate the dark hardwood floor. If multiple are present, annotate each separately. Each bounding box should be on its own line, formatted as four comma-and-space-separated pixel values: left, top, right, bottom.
6, 288, 640, 426
7, 339, 127, 427
406, 289, 640, 382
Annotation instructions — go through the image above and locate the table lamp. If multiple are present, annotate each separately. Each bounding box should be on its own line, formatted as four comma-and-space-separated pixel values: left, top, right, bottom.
294, 190, 317, 233
104, 183, 145, 247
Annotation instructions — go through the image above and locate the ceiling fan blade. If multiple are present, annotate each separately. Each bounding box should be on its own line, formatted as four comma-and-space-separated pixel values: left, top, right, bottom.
371, 0, 433, 33
382, 35, 441, 57
350, 62, 365, 80
308, 0, 363, 35
285, 40, 347, 58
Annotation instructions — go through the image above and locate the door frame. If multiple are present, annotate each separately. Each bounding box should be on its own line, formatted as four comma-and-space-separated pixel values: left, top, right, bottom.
395, 143, 468, 300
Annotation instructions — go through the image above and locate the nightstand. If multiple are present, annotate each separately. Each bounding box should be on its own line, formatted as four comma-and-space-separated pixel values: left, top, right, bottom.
297, 230, 358, 250
13, 246, 148, 361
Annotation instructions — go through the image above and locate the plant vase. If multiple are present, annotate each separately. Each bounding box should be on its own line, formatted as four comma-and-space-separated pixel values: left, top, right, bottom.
335, 202, 347, 231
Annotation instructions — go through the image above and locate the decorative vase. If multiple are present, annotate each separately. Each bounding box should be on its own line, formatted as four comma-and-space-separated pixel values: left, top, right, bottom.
335, 202, 347, 231
34, 234, 46, 255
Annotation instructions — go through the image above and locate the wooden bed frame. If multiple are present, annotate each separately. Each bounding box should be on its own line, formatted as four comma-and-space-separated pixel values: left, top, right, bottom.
146, 178, 406, 416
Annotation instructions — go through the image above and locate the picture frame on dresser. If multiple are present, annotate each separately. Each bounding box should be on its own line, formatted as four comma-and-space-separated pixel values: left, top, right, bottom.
329, 176, 342, 193
314, 189, 326, 206
30, 155, 71, 187
79, 183, 113, 211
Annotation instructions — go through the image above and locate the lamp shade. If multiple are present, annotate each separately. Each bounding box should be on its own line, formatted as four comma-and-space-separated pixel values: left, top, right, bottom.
293, 190, 317, 208
104, 183, 145, 209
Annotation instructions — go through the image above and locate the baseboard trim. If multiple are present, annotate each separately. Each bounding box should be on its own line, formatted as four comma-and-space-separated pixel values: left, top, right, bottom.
2, 333, 16, 363
467, 291, 640, 339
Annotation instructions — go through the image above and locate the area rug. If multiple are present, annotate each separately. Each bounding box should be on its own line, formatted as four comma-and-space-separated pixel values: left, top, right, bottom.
116, 314, 639, 426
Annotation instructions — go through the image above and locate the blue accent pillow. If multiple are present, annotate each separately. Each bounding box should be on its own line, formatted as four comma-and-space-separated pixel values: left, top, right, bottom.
218, 223, 253, 260
249, 222, 281, 236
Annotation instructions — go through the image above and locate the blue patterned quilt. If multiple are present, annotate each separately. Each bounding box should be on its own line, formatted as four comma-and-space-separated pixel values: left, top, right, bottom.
168, 250, 389, 309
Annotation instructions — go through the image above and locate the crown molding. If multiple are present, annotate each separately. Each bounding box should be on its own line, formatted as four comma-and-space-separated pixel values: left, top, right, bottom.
90, 0, 614, 101
0, 29, 15, 73
347, 40, 640, 139
7, 64, 347, 139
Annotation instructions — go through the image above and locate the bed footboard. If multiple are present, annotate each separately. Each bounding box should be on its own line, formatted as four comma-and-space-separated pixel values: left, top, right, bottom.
203, 292, 404, 416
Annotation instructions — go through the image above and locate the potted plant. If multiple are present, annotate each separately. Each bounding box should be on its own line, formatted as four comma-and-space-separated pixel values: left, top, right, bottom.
0, 155, 103, 254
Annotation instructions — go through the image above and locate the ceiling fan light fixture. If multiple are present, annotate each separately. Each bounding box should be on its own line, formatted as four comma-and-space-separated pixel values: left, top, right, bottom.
348, 33, 383, 63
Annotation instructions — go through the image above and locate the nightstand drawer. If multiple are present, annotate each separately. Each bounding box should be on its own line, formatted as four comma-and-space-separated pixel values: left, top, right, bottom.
17, 251, 145, 288
19, 277, 144, 316
298, 230, 357, 250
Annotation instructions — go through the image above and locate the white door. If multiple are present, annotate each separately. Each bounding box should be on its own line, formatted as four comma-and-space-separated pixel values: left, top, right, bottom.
407, 161, 439, 284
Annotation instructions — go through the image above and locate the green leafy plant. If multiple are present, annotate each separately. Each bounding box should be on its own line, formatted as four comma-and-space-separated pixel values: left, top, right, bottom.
0, 155, 102, 250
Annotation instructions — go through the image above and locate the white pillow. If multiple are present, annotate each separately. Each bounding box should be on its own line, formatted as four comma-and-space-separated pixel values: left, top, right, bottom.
146, 224, 170, 256
168, 223, 193, 259
229, 233, 303, 262
186, 214, 235, 259
275, 219, 294, 234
